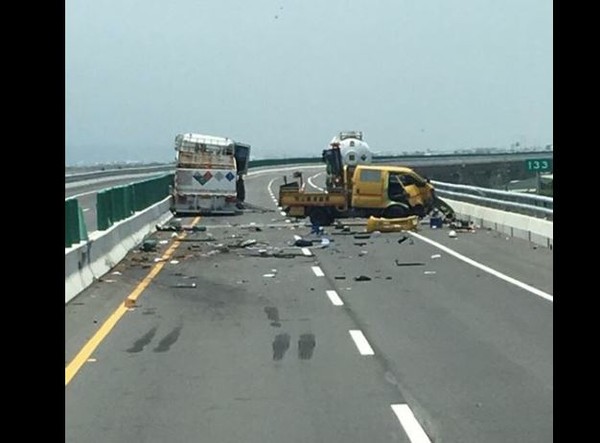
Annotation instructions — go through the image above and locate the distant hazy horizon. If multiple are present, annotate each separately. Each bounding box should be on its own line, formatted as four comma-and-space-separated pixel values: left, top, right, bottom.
66, 0, 552, 166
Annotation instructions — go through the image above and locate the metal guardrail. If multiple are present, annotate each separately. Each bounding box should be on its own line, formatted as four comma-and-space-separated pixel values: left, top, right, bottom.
433, 181, 553, 219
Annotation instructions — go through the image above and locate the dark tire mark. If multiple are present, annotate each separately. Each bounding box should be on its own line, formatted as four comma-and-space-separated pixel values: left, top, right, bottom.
298, 334, 316, 360
272, 333, 290, 361
126, 326, 158, 353
153, 326, 183, 353
264, 307, 281, 327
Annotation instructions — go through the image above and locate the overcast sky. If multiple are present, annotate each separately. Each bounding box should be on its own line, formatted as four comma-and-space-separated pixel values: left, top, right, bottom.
65, 0, 552, 165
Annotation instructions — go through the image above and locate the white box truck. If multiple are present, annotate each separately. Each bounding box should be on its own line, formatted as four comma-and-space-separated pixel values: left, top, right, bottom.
171, 133, 250, 215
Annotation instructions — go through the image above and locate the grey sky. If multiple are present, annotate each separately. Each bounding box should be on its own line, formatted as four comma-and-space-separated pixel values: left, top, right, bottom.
66, 0, 552, 165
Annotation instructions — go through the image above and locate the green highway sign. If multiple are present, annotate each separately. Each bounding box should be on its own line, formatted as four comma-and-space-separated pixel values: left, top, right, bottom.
526, 158, 552, 172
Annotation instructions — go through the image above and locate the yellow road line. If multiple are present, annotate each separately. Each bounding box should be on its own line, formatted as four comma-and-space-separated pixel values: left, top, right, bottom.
65, 216, 201, 386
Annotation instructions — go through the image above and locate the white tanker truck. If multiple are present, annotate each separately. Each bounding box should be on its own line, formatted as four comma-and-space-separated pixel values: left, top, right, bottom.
324, 131, 373, 188
329, 130, 373, 166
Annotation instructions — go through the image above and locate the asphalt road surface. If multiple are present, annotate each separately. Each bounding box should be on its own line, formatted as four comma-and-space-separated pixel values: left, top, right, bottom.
66, 166, 553, 442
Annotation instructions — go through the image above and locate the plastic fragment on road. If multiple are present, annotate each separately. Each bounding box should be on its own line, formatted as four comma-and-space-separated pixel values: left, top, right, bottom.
263, 273, 276, 278
448, 230, 457, 238
431, 254, 441, 259
424, 271, 436, 275
170, 260, 179, 264
159, 240, 169, 244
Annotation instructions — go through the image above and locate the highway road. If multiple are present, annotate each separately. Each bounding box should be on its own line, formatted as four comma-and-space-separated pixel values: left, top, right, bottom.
65, 166, 553, 442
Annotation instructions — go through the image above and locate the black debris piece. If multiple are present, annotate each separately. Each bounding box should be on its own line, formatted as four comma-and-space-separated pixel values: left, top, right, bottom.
354, 275, 372, 281
397, 235, 409, 245
141, 240, 158, 252
394, 260, 425, 266
294, 239, 313, 247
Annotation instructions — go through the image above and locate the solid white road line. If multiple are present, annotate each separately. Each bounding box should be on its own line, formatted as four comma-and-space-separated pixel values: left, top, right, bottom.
391, 404, 431, 443
348, 330, 374, 355
410, 232, 553, 303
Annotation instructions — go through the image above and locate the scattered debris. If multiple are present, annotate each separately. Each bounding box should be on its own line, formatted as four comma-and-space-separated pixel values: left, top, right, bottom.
448, 230, 457, 238
366, 215, 419, 233
179, 237, 215, 242
159, 240, 169, 245
124, 298, 136, 308
185, 225, 206, 232
395, 260, 425, 267
263, 273, 277, 278
354, 242, 367, 246
431, 254, 441, 259
111, 271, 122, 275
334, 276, 346, 280
240, 239, 257, 247
397, 235, 409, 245
449, 219, 476, 232
294, 239, 313, 247
358, 251, 368, 257
170, 260, 180, 264
153, 257, 166, 263
424, 271, 436, 275
156, 219, 182, 231
429, 216, 443, 229
385, 276, 392, 280
87, 358, 97, 362
354, 275, 372, 281
354, 234, 371, 239
141, 240, 158, 252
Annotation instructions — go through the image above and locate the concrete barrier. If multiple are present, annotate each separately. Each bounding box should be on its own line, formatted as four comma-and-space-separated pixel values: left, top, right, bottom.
444, 198, 553, 248
65, 197, 173, 304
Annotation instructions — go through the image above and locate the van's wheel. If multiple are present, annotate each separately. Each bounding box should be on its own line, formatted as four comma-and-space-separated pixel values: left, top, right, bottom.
382, 204, 409, 219
309, 207, 334, 226
413, 204, 425, 218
